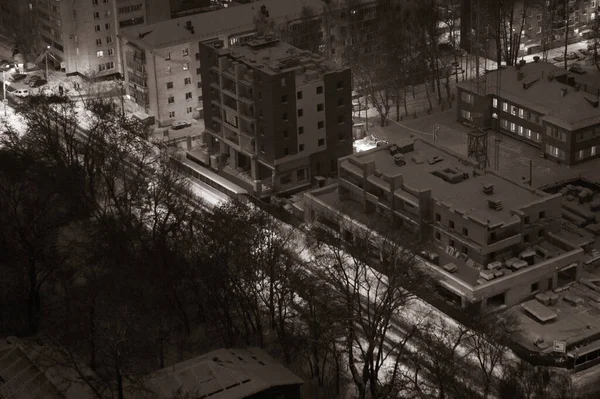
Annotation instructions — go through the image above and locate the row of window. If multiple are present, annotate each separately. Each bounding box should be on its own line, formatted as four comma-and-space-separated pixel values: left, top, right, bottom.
167, 92, 193, 103
118, 4, 142, 14
93, 10, 111, 19
575, 145, 599, 161
168, 107, 194, 119
546, 125, 567, 142
545, 144, 566, 160
97, 61, 114, 72
92, 0, 109, 4
493, 98, 541, 124
165, 49, 189, 60
96, 49, 114, 57
575, 127, 600, 142
94, 23, 111, 31
95, 36, 113, 46
166, 64, 189, 74
499, 119, 541, 142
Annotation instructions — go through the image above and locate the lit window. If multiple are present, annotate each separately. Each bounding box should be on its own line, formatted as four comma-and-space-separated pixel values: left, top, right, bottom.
183, 62, 189, 70
511, 122, 516, 132
502, 102, 508, 112
165, 52, 171, 60
593, 145, 597, 156
96, 50, 104, 58
492, 98, 498, 108
183, 48, 188, 56
518, 126, 524, 136
519, 108, 524, 118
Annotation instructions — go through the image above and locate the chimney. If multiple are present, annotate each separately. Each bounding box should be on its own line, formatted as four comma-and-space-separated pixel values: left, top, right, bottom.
560, 87, 568, 97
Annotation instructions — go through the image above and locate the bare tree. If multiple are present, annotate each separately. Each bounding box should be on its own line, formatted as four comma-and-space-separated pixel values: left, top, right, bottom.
307, 212, 430, 399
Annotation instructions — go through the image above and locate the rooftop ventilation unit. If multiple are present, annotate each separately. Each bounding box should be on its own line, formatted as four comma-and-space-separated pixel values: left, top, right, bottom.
483, 183, 494, 195
488, 199, 503, 211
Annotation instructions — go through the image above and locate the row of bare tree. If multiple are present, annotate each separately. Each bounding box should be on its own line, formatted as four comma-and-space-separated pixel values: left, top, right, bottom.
1, 95, 597, 398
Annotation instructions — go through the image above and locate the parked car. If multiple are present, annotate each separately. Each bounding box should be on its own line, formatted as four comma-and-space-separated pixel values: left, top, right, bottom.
566, 52, 579, 60
568, 65, 586, 74
24, 74, 43, 85
29, 79, 47, 87
10, 73, 27, 82
553, 56, 564, 62
12, 89, 30, 97
171, 120, 192, 130
579, 49, 589, 56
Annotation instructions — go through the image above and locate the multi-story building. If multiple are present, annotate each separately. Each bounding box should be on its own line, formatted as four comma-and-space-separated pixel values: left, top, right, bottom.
198, 36, 352, 196
1, 0, 170, 78
303, 138, 584, 309
456, 60, 600, 165
118, 0, 324, 126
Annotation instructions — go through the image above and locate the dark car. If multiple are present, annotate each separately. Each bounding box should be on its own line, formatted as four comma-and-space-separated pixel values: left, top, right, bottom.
389, 144, 400, 156
566, 52, 579, 60
0, 60, 14, 70
553, 56, 564, 62
29, 78, 47, 87
10, 73, 27, 81
171, 120, 192, 130
579, 49, 589, 56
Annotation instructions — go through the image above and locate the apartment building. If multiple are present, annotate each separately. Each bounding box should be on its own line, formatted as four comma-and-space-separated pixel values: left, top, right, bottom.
199, 36, 352, 196
457, 60, 600, 165
118, 0, 325, 126
0, 0, 170, 77
304, 138, 584, 309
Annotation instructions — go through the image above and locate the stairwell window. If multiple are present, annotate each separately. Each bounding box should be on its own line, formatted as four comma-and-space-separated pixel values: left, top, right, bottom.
502, 102, 508, 112
518, 108, 524, 118
183, 63, 189, 71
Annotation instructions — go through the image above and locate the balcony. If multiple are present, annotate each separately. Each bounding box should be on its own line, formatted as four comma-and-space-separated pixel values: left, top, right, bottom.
222, 86, 237, 99
223, 131, 240, 146
239, 110, 255, 122
238, 91, 254, 104
222, 68, 236, 80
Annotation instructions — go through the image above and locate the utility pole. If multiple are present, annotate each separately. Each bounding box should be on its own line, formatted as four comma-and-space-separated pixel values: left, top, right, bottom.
45, 45, 51, 80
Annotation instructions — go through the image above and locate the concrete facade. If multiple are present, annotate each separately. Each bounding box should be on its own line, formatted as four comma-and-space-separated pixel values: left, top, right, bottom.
118, 0, 325, 127
303, 139, 585, 309
457, 61, 600, 165
200, 36, 352, 196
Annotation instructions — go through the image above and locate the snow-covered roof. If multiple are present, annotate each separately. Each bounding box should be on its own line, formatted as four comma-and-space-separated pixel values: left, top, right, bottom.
457, 61, 600, 131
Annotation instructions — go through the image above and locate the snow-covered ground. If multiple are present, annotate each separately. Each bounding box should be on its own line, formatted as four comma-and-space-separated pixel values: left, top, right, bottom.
0, 102, 26, 142
353, 135, 379, 153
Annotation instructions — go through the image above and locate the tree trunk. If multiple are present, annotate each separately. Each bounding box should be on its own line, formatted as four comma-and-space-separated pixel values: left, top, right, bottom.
89, 299, 96, 371
403, 86, 408, 115
395, 93, 400, 122
116, 364, 124, 399
564, 0, 569, 70
424, 81, 433, 111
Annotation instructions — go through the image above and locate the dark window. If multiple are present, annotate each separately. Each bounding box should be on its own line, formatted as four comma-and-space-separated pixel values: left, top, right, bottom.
462, 227, 468, 236
491, 232, 497, 241
524, 216, 530, 224
435, 232, 441, 240
449, 220, 454, 229
531, 282, 539, 292
337, 80, 343, 89
449, 239, 455, 247
338, 132, 345, 141
283, 130, 289, 138
337, 115, 344, 124
317, 86, 323, 94
462, 246, 468, 254
297, 169, 306, 181
299, 144, 304, 152
539, 228, 545, 237
258, 91, 262, 100
298, 109, 303, 117
318, 138, 325, 146
197, 82, 201, 89
284, 147, 289, 155
435, 213, 441, 222
539, 211, 545, 219
283, 112, 288, 121
318, 121, 324, 129
298, 126, 304, 134
282, 95, 288, 103
490, 252, 496, 259
196, 67, 201, 75
166, 82, 173, 89
317, 103, 324, 111
297, 91, 303, 99
168, 96, 174, 103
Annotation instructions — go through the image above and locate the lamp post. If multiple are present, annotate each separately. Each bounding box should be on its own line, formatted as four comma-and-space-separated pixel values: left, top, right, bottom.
45, 45, 51, 80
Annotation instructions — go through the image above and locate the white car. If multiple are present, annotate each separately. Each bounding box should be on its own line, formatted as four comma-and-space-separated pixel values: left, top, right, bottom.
171, 120, 192, 130
12, 89, 30, 97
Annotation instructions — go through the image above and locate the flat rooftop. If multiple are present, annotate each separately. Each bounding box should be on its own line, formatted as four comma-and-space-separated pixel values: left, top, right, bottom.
457, 61, 600, 130
221, 37, 341, 78
120, 0, 323, 49
343, 140, 546, 225
513, 268, 600, 354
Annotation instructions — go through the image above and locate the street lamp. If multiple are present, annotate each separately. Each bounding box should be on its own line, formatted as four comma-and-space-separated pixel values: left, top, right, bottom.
45, 45, 51, 80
